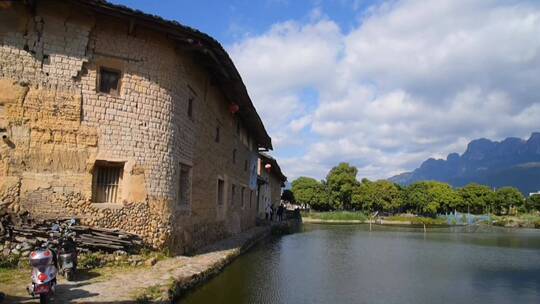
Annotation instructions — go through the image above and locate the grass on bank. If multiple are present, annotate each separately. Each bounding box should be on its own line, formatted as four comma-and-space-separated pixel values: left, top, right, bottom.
492, 213, 540, 228
303, 210, 540, 227
303, 211, 368, 221
384, 215, 447, 225
302, 211, 448, 225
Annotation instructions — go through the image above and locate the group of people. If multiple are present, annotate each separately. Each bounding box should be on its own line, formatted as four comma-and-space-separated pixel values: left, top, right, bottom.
265, 202, 286, 221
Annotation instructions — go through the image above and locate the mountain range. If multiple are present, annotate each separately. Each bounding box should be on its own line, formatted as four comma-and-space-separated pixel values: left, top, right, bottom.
389, 132, 540, 195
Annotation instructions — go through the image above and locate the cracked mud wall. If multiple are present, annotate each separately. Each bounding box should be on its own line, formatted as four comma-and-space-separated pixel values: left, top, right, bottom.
0, 1, 184, 249
0, 1, 262, 253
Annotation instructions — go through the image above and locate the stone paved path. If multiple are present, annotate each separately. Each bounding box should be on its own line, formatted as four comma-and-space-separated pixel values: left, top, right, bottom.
8, 226, 270, 304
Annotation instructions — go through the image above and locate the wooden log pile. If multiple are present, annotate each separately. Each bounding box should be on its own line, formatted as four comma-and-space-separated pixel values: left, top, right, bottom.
2, 219, 143, 253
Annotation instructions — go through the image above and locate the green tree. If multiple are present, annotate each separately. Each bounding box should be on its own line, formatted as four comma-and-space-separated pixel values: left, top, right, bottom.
458, 183, 494, 214
281, 189, 296, 204
493, 187, 524, 215
326, 163, 359, 210
405, 181, 461, 216
291, 177, 329, 211
352, 179, 403, 213
525, 194, 540, 212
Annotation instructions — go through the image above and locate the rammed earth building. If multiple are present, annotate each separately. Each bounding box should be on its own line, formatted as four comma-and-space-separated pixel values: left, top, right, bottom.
0, 0, 282, 254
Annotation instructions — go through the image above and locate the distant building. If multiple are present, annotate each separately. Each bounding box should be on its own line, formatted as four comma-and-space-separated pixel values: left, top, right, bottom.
256, 153, 287, 218
529, 191, 540, 197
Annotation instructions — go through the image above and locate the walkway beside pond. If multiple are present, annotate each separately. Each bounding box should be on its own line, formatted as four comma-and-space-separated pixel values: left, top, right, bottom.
6, 223, 290, 303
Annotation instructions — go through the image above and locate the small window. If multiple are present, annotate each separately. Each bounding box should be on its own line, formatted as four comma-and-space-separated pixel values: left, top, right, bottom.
215, 126, 220, 143
241, 187, 245, 208
178, 164, 191, 205
231, 184, 236, 205
232, 149, 237, 164
217, 179, 225, 205
98, 67, 121, 95
93, 162, 124, 203
187, 97, 194, 118
244, 159, 248, 171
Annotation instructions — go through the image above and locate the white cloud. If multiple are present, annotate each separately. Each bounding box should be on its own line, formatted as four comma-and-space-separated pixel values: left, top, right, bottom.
228, 0, 540, 181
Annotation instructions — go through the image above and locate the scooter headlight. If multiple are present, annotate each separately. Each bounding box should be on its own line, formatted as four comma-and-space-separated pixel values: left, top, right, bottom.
38, 273, 48, 282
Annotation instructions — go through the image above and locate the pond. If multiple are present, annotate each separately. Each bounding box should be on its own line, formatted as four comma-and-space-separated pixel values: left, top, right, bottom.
180, 224, 540, 304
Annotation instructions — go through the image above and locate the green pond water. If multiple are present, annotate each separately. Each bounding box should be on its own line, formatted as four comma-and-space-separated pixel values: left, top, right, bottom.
180, 224, 540, 304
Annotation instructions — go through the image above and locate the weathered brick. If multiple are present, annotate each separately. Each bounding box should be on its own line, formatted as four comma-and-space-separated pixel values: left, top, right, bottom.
0, 1, 280, 254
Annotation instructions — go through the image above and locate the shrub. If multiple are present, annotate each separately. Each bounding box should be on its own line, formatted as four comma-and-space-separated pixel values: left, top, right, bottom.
78, 253, 105, 269
0, 255, 20, 269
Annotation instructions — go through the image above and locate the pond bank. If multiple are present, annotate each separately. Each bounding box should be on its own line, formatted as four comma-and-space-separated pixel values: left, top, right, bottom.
0, 220, 297, 303
302, 217, 454, 227
302, 213, 540, 229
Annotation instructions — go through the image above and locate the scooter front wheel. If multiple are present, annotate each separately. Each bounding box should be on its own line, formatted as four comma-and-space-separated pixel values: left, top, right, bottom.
39, 293, 50, 304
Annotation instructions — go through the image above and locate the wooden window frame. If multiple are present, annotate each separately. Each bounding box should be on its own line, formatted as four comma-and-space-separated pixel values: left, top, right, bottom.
92, 161, 124, 204
97, 66, 122, 96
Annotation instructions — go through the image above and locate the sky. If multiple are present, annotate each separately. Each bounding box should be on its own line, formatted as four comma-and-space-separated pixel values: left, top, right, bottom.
111, 0, 540, 181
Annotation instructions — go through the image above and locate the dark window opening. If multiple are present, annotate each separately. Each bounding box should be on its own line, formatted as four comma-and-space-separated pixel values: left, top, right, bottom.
215, 126, 220, 143
178, 164, 191, 205
93, 162, 123, 203
231, 184, 236, 205
98, 67, 121, 95
232, 149, 237, 164
241, 187, 245, 208
217, 179, 225, 205
187, 97, 194, 118
244, 159, 248, 171
236, 120, 241, 135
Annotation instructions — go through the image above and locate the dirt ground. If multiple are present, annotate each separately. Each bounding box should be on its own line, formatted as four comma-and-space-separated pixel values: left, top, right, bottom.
0, 226, 270, 303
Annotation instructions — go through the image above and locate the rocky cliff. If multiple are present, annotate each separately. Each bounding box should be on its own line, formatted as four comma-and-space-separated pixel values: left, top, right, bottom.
389, 133, 540, 194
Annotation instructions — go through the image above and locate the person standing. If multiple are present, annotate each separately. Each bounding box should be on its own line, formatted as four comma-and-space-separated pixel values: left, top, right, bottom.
277, 204, 284, 221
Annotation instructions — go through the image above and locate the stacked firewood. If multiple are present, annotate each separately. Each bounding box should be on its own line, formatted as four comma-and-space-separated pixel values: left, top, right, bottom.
2, 218, 143, 254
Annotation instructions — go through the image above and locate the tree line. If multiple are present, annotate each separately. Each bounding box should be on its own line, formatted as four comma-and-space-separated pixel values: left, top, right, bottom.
288, 163, 540, 216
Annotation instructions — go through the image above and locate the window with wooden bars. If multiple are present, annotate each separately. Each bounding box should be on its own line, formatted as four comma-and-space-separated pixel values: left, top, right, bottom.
93, 162, 124, 203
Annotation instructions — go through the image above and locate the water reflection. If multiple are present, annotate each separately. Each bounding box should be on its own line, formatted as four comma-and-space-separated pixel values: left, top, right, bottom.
180, 224, 540, 304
